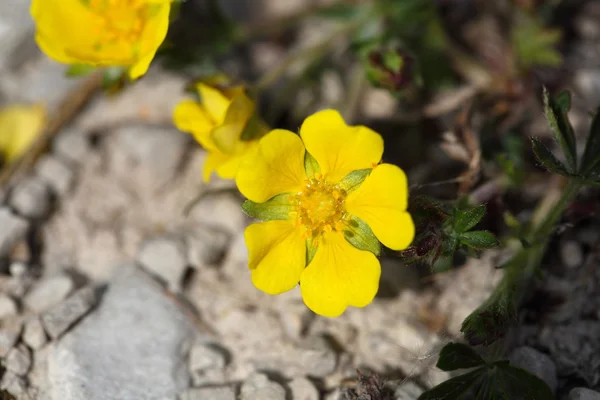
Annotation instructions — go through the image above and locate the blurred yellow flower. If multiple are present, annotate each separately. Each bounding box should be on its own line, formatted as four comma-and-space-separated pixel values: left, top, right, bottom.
0, 104, 46, 164
237, 109, 415, 317
173, 82, 267, 182
30, 0, 172, 79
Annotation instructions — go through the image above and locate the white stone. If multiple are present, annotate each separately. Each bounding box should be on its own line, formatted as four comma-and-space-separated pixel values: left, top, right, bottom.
189, 343, 227, 373
508, 346, 557, 392
52, 130, 90, 165
6, 344, 32, 375
0, 294, 18, 319
138, 235, 189, 292
9, 177, 52, 220
47, 264, 195, 400
288, 377, 319, 400
240, 373, 286, 400
569, 388, 600, 400
184, 224, 230, 267
0, 370, 27, 397
23, 317, 48, 350
0, 317, 22, 357
188, 192, 247, 236
24, 274, 74, 314
179, 386, 236, 400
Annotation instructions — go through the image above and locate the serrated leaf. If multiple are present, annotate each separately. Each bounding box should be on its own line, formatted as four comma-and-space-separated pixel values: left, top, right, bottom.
495, 362, 555, 399
343, 216, 381, 256
531, 137, 570, 176
304, 152, 321, 177
241, 194, 294, 221
579, 107, 600, 175
543, 88, 577, 172
454, 205, 486, 233
436, 343, 486, 371
338, 169, 371, 193
418, 368, 485, 400
459, 231, 499, 250
65, 64, 96, 78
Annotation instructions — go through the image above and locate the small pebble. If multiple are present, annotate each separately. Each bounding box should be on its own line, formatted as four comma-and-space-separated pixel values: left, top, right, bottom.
0, 294, 18, 319
188, 192, 246, 236
240, 373, 287, 400
569, 388, 600, 400
22, 317, 47, 350
0, 370, 27, 397
24, 273, 74, 313
560, 240, 584, 269
184, 225, 230, 267
288, 377, 319, 400
5, 344, 32, 375
299, 335, 338, 378
189, 343, 227, 373
9, 260, 28, 278
9, 177, 52, 219
52, 129, 90, 165
137, 235, 189, 292
41, 286, 98, 339
0, 317, 23, 357
0, 207, 29, 258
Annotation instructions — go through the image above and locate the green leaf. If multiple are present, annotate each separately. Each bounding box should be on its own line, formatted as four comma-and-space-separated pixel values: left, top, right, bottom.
579, 107, 600, 175
454, 205, 486, 233
418, 368, 485, 400
531, 137, 570, 176
543, 88, 577, 172
494, 362, 555, 399
65, 64, 96, 78
436, 343, 486, 371
343, 216, 381, 256
304, 152, 321, 178
338, 169, 371, 193
459, 231, 500, 250
241, 194, 294, 221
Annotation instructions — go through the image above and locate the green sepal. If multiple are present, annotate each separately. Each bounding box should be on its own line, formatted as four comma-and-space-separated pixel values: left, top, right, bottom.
304, 152, 321, 178
343, 216, 381, 256
65, 64, 96, 78
241, 194, 294, 221
306, 237, 318, 264
338, 169, 372, 193
459, 231, 500, 250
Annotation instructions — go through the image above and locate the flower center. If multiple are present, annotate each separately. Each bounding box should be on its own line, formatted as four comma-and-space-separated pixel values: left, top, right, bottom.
88, 0, 147, 48
291, 175, 347, 238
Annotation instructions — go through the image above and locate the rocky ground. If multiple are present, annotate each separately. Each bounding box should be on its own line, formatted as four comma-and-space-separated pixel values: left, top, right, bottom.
1, 1, 600, 400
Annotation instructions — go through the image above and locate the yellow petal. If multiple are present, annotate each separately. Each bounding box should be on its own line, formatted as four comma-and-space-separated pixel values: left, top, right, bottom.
197, 83, 231, 125
345, 163, 414, 250
300, 231, 380, 317
172, 100, 216, 151
0, 104, 46, 163
215, 141, 260, 181
300, 109, 383, 183
245, 221, 306, 295
236, 129, 306, 203
210, 92, 254, 153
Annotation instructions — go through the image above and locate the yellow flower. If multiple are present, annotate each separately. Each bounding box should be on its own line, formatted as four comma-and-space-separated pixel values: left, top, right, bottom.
236, 109, 415, 317
173, 81, 267, 182
30, 0, 172, 79
0, 104, 46, 164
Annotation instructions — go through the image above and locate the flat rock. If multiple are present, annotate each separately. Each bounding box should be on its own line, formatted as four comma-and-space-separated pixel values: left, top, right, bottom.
24, 273, 74, 314
288, 377, 319, 400
0, 207, 29, 258
35, 155, 75, 196
23, 317, 48, 350
9, 177, 52, 220
47, 263, 196, 400
137, 235, 189, 292
41, 286, 98, 340
240, 373, 287, 400
570, 388, 600, 400
6, 344, 32, 376
508, 346, 557, 392
0, 293, 18, 319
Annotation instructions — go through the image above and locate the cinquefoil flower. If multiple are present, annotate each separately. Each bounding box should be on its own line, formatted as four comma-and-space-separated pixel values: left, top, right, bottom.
173, 81, 267, 182
0, 104, 46, 164
30, 0, 172, 79
236, 109, 415, 317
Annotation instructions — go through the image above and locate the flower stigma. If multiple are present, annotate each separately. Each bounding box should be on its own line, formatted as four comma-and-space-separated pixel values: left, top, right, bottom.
290, 174, 347, 242
89, 0, 146, 49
